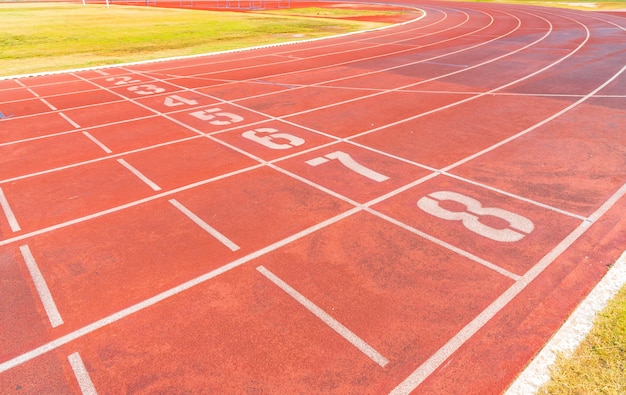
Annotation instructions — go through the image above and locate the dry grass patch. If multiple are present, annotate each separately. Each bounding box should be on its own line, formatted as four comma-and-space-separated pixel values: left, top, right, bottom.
539, 285, 626, 394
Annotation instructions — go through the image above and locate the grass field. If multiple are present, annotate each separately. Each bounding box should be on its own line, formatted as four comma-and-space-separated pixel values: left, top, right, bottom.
539, 285, 626, 394
0, 2, 398, 76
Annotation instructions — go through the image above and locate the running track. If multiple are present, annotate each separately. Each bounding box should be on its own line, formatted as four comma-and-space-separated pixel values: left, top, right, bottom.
1, 1, 625, 393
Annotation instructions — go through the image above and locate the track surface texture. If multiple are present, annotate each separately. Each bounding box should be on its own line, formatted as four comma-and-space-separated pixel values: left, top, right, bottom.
1, 1, 625, 393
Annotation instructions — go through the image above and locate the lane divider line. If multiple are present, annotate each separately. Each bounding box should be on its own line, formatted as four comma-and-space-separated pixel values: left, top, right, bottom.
256, 265, 389, 368
13, 81, 57, 112
82, 131, 113, 154
19, 245, 64, 328
0, 187, 20, 232
59, 112, 81, 129
68, 352, 97, 395
169, 198, 239, 251
40, 98, 57, 111
116, 159, 161, 191
369, 208, 522, 281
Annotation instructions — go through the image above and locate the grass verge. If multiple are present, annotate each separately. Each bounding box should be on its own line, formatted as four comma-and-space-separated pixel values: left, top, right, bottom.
0, 2, 400, 77
538, 284, 626, 394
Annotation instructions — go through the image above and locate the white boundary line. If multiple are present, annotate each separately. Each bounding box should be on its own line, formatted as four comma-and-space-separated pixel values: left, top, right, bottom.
59, 112, 81, 129
117, 159, 162, 191
68, 352, 98, 395
257, 265, 389, 367
19, 245, 64, 328
504, 250, 626, 394
169, 198, 240, 251
0, 187, 21, 232
369, 208, 522, 281
83, 131, 113, 154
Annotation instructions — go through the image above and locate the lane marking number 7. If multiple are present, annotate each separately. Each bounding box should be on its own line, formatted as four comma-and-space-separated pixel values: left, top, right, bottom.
306, 151, 390, 182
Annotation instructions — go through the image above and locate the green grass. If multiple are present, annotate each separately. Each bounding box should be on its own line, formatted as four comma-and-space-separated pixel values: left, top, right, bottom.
0, 3, 393, 76
539, 285, 626, 394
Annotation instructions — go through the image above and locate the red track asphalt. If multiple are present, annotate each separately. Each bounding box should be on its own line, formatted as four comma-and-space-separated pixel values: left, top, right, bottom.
0, 1, 625, 393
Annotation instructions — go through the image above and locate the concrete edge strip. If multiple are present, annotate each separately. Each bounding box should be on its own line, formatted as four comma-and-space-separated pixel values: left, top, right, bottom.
0, 2, 426, 81
504, 249, 626, 394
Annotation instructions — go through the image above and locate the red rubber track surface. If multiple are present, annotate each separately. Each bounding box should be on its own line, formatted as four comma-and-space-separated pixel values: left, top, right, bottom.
1, 1, 625, 393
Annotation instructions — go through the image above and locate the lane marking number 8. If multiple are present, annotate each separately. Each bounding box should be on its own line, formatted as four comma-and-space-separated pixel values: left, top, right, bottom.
417, 191, 534, 242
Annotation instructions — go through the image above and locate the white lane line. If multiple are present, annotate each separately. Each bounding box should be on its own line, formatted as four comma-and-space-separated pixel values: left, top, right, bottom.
40, 98, 57, 111
442, 63, 626, 172
68, 352, 98, 395
443, 171, 589, 222
13, 82, 58, 111
230, 8, 521, 112
335, 13, 584, 144
0, 163, 265, 249
0, 207, 360, 374
117, 159, 161, 191
58, 112, 81, 128
0, 187, 21, 232
256, 265, 389, 368
169, 198, 239, 251
82, 131, 113, 154
19, 245, 64, 328
390, 182, 626, 394
369, 209, 522, 281
505, 250, 626, 394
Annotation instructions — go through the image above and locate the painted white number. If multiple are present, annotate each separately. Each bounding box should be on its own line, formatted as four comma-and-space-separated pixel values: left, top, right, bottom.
105, 76, 141, 85
417, 191, 534, 242
127, 84, 166, 95
242, 128, 305, 150
190, 108, 244, 125
164, 95, 199, 107
306, 151, 389, 182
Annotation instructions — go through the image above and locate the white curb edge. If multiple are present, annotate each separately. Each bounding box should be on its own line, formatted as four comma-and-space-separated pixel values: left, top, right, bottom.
505, 249, 626, 394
